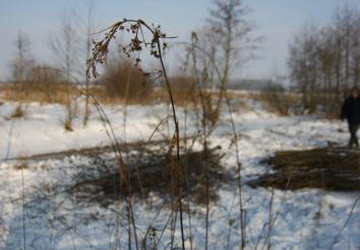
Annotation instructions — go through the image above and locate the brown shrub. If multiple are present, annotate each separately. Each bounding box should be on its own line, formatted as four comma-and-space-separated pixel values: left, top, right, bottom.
169, 76, 196, 106
99, 59, 152, 101
10, 105, 25, 119
260, 85, 301, 116
26, 65, 65, 103
13, 162, 28, 170
64, 119, 74, 132
3, 65, 74, 104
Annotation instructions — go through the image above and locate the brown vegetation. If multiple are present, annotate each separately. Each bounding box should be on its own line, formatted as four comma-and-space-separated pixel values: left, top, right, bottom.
67, 147, 229, 207
260, 86, 302, 116
249, 147, 360, 191
169, 76, 196, 106
9, 105, 25, 119
99, 59, 153, 102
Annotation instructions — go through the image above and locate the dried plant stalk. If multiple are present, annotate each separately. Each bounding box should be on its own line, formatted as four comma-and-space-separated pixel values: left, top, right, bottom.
86, 18, 185, 249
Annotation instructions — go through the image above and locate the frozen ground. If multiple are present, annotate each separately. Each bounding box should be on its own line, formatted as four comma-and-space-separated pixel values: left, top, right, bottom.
0, 99, 359, 249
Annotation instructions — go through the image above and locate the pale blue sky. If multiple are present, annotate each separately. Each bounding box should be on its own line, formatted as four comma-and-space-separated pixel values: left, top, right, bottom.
0, 0, 359, 81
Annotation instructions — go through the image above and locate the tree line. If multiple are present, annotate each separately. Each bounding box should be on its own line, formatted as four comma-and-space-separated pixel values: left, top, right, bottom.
288, 6, 360, 115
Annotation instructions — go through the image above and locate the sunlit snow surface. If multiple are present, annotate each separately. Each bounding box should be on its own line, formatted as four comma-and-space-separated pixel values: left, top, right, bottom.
0, 99, 359, 249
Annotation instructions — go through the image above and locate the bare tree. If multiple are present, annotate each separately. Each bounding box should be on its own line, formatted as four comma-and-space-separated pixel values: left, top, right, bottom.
288, 24, 321, 113
82, 0, 95, 126
208, 0, 255, 117
181, 1, 257, 248
185, 0, 256, 125
288, 5, 360, 116
49, 8, 81, 131
11, 32, 33, 98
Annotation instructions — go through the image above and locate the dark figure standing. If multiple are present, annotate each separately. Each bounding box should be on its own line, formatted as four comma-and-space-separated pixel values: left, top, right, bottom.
341, 87, 360, 148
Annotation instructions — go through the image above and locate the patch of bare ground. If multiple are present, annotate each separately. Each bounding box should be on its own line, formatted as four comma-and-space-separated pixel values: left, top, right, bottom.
66, 146, 232, 207
249, 147, 360, 191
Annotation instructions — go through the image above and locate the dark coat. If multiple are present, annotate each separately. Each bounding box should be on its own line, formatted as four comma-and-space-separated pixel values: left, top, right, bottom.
341, 96, 360, 124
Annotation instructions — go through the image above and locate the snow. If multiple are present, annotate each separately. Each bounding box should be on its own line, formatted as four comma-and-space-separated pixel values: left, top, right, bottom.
0, 103, 168, 159
0, 98, 359, 249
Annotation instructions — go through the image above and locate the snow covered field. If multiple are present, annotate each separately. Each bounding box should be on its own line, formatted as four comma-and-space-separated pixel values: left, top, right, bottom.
0, 99, 359, 249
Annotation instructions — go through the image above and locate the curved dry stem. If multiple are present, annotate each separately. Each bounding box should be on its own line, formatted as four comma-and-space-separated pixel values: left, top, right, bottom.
86, 18, 185, 250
